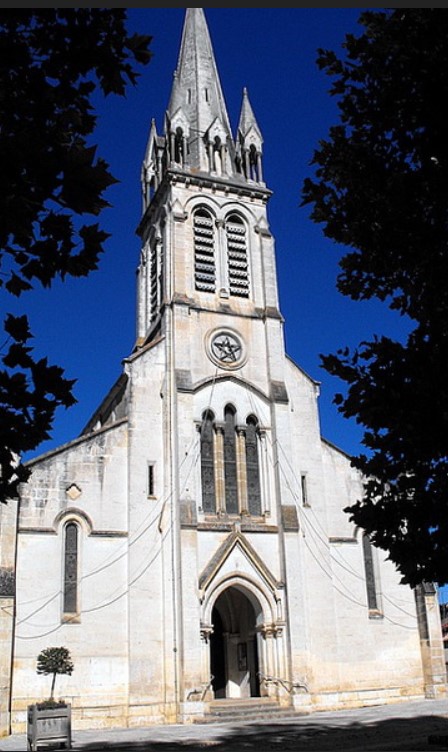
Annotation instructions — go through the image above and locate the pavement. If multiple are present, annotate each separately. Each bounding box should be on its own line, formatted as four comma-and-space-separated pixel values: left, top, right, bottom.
2, 697, 448, 752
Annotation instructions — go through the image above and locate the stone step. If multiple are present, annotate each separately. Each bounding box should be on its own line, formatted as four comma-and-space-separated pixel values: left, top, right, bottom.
195, 697, 299, 724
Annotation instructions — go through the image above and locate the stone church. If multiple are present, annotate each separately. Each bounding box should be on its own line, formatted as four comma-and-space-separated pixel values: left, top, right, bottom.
0, 7, 445, 737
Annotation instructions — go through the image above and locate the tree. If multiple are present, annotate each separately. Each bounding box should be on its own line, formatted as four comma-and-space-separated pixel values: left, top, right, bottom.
36, 646, 74, 702
0, 10, 151, 501
301, 9, 448, 587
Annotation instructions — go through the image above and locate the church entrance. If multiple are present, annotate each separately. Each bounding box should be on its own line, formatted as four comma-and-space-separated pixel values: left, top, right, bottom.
210, 586, 261, 699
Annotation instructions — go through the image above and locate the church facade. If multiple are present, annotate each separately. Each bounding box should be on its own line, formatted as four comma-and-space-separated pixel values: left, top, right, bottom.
0, 8, 445, 736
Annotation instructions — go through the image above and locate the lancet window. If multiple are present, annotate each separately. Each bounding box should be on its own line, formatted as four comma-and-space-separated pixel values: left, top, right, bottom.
362, 532, 382, 614
63, 522, 79, 615
245, 415, 262, 515
223, 405, 238, 514
200, 410, 216, 513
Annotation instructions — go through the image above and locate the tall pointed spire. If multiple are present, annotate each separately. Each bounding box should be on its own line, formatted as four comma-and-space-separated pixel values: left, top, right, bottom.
165, 8, 234, 174
141, 8, 267, 215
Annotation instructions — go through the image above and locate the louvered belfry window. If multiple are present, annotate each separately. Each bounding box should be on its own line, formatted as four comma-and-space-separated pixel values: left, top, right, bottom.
64, 522, 79, 614
150, 241, 158, 322
194, 209, 216, 292
225, 215, 249, 298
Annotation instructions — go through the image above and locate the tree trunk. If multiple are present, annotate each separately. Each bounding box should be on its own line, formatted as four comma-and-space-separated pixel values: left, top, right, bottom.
50, 672, 56, 700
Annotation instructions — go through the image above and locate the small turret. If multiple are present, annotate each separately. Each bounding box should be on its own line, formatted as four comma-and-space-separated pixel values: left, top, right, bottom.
236, 87, 264, 183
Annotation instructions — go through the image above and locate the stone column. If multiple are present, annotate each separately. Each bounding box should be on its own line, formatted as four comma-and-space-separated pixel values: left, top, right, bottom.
415, 584, 447, 699
256, 152, 263, 183
200, 623, 214, 700
220, 144, 227, 176
194, 424, 203, 514
207, 142, 214, 173
260, 624, 276, 697
258, 429, 271, 517
215, 219, 228, 297
236, 426, 248, 516
214, 424, 226, 515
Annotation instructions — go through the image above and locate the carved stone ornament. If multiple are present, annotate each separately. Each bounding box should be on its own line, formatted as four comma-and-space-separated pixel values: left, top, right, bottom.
207, 328, 246, 370
65, 484, 82, 501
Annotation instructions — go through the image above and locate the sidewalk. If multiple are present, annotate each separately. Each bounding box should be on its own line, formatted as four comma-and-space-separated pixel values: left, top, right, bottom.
1, 697, 448, 751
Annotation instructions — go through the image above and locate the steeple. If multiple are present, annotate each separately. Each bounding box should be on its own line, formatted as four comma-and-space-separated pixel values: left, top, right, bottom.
166, 8, 233, 173
141, 8, 266, 212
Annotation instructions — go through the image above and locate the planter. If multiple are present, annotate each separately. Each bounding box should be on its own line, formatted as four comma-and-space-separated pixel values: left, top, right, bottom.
27, 703, 71, 751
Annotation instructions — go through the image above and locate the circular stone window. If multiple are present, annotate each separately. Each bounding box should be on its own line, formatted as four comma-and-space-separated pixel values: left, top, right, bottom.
207, 328, 246, 370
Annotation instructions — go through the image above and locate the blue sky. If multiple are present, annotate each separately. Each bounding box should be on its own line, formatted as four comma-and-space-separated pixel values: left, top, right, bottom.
7, 9, 440, 594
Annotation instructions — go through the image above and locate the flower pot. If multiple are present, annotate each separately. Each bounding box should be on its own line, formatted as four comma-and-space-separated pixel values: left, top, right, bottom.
26, 702, 71, 751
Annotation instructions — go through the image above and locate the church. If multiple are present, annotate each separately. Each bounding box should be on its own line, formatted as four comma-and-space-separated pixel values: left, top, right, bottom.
0, 8, 445, 737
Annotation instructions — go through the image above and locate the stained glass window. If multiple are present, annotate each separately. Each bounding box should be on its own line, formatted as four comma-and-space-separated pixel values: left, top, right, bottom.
201, 411, 216, 513
224, 405, 238, 514
246, 416, 261, 516
64, 522, 78, 614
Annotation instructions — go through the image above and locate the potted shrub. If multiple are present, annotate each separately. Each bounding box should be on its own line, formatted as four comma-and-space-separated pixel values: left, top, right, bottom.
27, 646, 74, 751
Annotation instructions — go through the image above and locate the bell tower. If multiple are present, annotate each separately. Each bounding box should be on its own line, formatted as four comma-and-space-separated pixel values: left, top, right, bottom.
135, 8, 283, 367
128, 8, 294, 711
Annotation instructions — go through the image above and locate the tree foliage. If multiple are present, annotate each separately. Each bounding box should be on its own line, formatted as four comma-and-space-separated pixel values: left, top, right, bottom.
301, 9, 448, 587
36, 646, 74, 701
0, 10, 151, 501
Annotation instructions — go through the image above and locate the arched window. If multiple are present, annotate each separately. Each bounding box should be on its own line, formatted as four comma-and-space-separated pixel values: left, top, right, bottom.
225, 215, 249, 298
200, 410, 216, 514
249, 144, 259, 181
194, 209, 216, 292
150, 240, 159, 323
63, 522, 79, 615
174, 126, 184, 165
213, 136, 223, 175
224, 405, 238, 514
246, 416, 261, 516
362, 533, 381, 614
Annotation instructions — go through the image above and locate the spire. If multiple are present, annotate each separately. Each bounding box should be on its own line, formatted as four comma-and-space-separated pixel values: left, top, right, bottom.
140, 8, 268, 207
236, 87, 264, 184
165, 8, 235, 174
237, 87, 263, 143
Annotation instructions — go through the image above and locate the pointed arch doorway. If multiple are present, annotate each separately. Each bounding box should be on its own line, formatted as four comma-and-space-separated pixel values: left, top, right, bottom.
210, 586, 261, 699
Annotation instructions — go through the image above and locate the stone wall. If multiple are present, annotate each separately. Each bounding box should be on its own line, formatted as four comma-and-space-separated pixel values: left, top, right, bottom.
0, 499, 18, 737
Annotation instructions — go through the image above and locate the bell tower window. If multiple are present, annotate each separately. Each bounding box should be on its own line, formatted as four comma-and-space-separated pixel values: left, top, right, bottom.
194, 209, 216, 292
225, 215, 249, 298
150, 240, 159, 323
